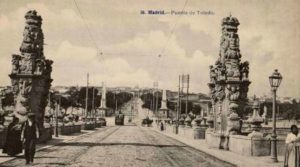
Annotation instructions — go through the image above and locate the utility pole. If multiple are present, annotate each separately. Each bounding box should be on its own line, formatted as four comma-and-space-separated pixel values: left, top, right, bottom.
175, 75, 181, 134
155, 87, 159, 118
150, 100, 153, 114
152, 81, 159, 118
178, 75, 181, 120
92, 87, 95, 120
85, 73, 89, 119
115, 93, 118, 113
185, 74, 190, 116
180, 75, 183, 118
152, 88, 155, 112
55, 96, 61, 137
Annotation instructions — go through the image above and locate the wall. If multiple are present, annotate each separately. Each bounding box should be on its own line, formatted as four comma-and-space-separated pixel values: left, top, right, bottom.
228, 134, 286, 156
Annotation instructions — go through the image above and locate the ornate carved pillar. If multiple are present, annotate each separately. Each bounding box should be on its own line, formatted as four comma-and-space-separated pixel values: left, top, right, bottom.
9, 10, 53, 130
208, 15, 251, 136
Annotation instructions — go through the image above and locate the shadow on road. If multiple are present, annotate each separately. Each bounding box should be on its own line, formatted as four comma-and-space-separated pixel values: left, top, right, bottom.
57, 142, 187, 148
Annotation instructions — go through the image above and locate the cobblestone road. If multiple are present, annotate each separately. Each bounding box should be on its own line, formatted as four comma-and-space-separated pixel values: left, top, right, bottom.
1, 125, 234, 167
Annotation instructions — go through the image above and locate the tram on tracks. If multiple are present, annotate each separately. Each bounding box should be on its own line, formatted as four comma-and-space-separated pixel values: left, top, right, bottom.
115, 113, 125, 125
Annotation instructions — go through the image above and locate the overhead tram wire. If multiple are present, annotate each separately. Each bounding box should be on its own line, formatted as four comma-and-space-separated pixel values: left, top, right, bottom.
152, 0, 189, 84
73, 0, 106, 64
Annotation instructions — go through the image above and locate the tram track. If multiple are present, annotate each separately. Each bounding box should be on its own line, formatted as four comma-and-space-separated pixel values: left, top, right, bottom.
150, 129, 236, 167
2, 124, 235, 167
65, 126, 121, 165
138, 126, 182, 167
140, 126, 236, 167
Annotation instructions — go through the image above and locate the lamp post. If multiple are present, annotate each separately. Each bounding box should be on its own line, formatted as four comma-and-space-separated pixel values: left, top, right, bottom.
269, 69, 282, 163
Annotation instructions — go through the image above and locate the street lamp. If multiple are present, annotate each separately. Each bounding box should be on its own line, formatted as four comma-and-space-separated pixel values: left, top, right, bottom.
269, 69, 282, 162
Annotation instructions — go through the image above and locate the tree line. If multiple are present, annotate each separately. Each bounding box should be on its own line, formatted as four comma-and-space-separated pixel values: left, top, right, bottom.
1, 87, 133, 116
140, 92, 202, 117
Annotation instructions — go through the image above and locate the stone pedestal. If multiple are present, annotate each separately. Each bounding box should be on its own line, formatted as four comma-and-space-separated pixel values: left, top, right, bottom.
179, 117, 185, 128
185, 115, 192, 128
247, 99, 264, 137
206, 115, 214, 130
228, 134, 283, 156
205, 131, 225, 149
173, 124, 178, 134
158, 89, 169, 119
193, 126, 207, 139
99, 82, 107, 117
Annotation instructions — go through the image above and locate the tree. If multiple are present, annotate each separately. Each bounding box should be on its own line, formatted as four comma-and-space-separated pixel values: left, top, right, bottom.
78, 87, 100, 112
140, 92, 162, 110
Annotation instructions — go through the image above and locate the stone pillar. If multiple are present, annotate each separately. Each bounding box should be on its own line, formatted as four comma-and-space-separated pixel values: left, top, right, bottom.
98, 82, 107, 117
248, 100, 263, 137
9, 10, 53, 130
100, 82, 106, 109
207, 15, 250, 149
185, 115, 192, 128
158, 89, 169, 119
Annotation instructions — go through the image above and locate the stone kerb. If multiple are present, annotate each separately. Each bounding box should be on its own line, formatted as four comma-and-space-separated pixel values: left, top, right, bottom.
164, 123, 207, 140
178, 126, 194, 139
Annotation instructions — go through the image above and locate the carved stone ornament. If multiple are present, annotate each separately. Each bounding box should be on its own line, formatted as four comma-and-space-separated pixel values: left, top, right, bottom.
227, 85, 240, 101
207, 15, 251, 137
11, 54, 21, 74
9, 10, 53, 128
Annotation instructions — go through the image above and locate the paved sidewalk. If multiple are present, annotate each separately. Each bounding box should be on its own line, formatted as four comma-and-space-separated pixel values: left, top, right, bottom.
152, 126, 284, 167
0, 128, 104, 164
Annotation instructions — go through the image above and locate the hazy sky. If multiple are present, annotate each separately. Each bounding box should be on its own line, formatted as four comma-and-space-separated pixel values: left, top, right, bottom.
0, 0, 299, 97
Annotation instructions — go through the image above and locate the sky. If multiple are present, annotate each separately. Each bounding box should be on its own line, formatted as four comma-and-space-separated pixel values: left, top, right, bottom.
0, 0, 299, 98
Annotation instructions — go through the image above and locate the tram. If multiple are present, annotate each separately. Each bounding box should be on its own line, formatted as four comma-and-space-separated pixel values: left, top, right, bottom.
115, 113, 125, 125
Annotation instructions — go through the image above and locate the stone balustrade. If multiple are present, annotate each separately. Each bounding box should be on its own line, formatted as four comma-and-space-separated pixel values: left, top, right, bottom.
60, 122, 84, 135
84, 122, 96, 130
95, 121, 102, 128
160, 123, 208, 140
205, 130, 287, 156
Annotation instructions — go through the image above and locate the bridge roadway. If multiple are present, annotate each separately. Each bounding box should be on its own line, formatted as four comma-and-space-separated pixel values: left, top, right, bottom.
1, 125, 235, 167
1, 98, 234, 167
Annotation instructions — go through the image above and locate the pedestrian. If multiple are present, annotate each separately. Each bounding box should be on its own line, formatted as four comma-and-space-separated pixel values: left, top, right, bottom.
284, 125, 300, 167
21, 112, 40, 165
160, 121, 164, 131
2, 114, 23, 156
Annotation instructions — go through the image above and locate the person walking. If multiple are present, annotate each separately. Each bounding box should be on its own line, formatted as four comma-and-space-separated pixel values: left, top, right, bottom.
21, 112, 39, 165
160, 121, 164, 131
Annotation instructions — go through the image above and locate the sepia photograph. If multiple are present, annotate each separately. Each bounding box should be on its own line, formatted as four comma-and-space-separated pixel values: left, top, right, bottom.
0, 0, 299, 166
